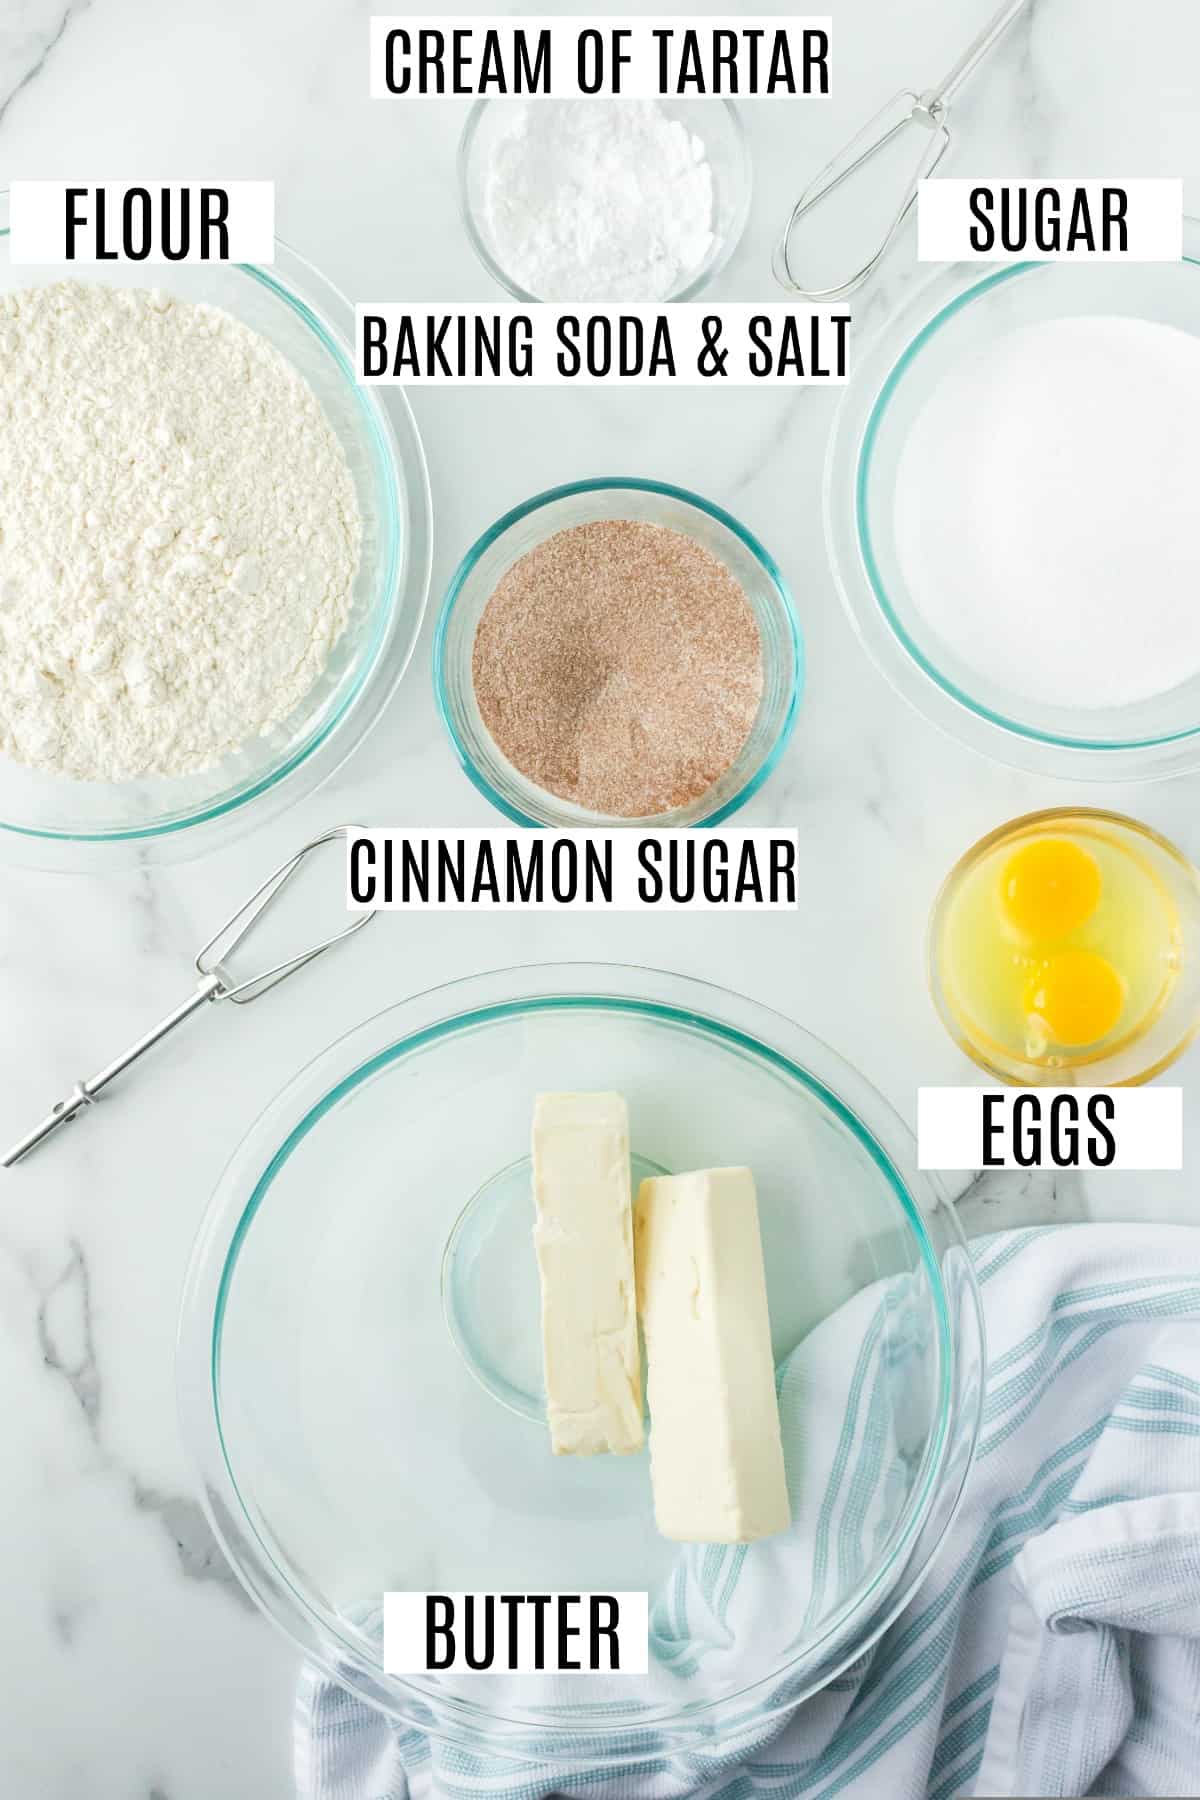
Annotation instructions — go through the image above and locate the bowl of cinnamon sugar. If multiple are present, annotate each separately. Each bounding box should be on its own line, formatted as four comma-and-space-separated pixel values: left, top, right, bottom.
433, 478, 802, 827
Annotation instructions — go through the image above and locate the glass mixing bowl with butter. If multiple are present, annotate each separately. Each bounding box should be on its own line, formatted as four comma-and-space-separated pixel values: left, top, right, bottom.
930, 809, 1200, 1085
179, 964, 983, 1765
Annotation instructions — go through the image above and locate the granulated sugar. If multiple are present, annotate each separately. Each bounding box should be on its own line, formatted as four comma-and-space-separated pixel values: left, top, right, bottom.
472, 519, 763, 818
894, 314, 1200, 712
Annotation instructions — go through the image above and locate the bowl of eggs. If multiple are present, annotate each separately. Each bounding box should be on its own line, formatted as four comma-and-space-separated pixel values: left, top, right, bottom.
929, 809, 1200, 1085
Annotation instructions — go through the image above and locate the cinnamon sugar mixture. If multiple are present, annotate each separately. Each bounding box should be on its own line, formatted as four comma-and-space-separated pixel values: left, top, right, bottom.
471, 519, 763, 818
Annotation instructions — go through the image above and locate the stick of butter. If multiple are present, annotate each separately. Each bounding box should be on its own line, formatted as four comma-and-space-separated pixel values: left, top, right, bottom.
532, 1092, 643, 1456
635, 1167, 791, 1543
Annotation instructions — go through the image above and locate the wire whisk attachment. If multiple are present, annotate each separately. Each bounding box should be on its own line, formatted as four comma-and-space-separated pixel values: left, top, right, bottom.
4, 826, 374, 1168
774, 0, 1031, 302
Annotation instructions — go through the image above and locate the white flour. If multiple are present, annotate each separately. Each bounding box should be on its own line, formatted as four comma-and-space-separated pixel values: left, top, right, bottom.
0, 281, 361, 781
893, 314, 1200, 713
482, 100, 715, 301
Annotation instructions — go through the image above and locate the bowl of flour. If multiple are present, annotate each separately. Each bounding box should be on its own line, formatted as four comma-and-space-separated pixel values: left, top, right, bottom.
0, 202, 431, 864
826, 225, 1200, 780
458, 97, 751, 302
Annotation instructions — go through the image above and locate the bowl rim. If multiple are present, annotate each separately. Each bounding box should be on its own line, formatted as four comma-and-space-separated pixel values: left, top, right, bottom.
431, 475, 804, 827
456, 95, 753, 302
0, 194, 432, 861
825, 221, 1200, 781
177, 961, 984, 1757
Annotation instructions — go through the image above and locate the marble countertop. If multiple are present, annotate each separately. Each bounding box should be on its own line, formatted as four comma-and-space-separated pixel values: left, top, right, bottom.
2, 1, 1199, 1793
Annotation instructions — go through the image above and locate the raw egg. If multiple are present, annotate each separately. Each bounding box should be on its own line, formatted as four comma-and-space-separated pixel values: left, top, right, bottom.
932, 814, 1182, 1077
1000, 838, 1101, 941
1024, 950, 1125, 1049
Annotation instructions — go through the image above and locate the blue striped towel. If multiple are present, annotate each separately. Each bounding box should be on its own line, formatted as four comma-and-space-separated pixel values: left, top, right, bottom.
295, 1223, 1200, 1799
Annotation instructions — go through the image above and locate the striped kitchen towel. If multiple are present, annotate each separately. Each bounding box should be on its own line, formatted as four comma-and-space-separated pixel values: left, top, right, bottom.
295, 1223, 1200, 1799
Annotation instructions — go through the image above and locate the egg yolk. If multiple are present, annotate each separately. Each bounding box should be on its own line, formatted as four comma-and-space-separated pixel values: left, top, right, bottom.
1001, 838, 1103, 940
1025, 949, 1125, 1048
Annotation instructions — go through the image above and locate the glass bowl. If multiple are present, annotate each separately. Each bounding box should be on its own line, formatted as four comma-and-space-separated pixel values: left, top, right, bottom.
826, 223, 1200, 779
178, 963, 984, 1763
458, 98, 752, 301
433, 478, 802, 826
0, 194, 432, 868
929, 807, 1200, 1086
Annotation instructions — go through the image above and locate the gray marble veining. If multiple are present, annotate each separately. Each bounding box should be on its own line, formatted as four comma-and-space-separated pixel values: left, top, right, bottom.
0, 2, 86, 124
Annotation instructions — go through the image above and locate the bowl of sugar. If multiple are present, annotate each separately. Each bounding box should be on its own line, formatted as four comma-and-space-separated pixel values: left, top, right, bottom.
826, 222, 1200, 779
